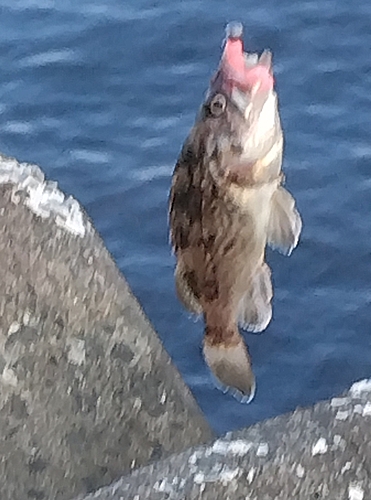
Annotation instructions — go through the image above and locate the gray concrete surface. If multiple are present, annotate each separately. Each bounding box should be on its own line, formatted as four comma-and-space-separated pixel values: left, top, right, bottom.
0, 153, 212, 500
79, 379, 371, 500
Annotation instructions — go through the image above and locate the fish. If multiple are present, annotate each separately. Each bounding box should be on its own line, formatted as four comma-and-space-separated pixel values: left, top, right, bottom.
169, 22, 302, 403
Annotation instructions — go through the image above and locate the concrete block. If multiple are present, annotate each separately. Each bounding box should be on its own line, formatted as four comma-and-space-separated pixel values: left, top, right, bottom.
80, 379, 371, 499
0, 154, 212, 500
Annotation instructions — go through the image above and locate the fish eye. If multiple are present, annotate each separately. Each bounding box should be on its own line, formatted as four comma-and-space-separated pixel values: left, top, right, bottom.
209, 93, 226, 117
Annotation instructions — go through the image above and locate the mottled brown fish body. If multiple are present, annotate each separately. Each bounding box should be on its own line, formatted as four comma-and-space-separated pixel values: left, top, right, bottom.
169, 23, 302, 402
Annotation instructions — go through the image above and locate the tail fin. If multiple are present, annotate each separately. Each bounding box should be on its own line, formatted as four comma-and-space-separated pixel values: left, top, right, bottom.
203, 329, 255, 403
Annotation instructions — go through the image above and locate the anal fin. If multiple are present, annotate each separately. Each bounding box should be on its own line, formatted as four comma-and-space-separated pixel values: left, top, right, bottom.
268, 186, 302, 256
175, 261, 203, 315
238, 263, 273, 333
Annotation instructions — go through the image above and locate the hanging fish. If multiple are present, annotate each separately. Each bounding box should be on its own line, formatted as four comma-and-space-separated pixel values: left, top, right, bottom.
169, 22, 302, 402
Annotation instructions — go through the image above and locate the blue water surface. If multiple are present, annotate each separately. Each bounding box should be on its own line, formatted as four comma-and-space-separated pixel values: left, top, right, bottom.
1, 0, 371, 434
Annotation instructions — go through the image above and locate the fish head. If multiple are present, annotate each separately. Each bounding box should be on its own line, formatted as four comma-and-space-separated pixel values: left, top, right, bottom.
190, 22, 281, 185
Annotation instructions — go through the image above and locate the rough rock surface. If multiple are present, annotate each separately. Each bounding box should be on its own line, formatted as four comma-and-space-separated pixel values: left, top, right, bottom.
0, 154, 212, 500
79, 380, 371, 500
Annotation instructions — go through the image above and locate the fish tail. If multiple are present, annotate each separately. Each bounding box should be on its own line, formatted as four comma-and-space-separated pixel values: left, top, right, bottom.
203, 324, 256, 403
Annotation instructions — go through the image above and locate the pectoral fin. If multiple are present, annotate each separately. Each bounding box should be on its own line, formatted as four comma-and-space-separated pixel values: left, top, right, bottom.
268, 186, 302, 256
238, 263, 273, 333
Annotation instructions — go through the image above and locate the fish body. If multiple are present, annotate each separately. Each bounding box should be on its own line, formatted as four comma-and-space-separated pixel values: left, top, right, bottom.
169, 22, 302, 402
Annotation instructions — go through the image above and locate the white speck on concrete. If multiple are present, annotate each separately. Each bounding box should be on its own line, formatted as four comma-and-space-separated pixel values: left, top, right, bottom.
67, 338, 86, 365
256, 442, 269, 457
219, 467, 239, 485
336, 410, 349, 420
341, 462, 352, 474
8, 321, 20, 335
194, 472, 205, 485
210, 463, 223, 475
161, 480, 173, 493
312, 438, 328, 456
153, 479, 174, 494
0, 155, 86, 237
349, 379, 371, 397
211, 439, 252, 456
2, 367, 18, 387
333, 435, 342, 446
193, 465, 240, 487
228, 439, 253, 455
333, 434, 346, 450
133, 398, 142, 411
362, 402, 371, 416
23, 310, 31, 326
160, 391, 167, 404
247, 468, 255, 484
296, 464, 305, 478
354, 405, 363, 414
348, 483, 364, 500
188, 451, 201, 465
331, 397, 350, 407
211, 440, 229, 455
153, 480, 162, 491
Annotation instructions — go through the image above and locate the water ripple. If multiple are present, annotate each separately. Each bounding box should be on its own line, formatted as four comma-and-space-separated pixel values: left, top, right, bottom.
19, 48, 79, 68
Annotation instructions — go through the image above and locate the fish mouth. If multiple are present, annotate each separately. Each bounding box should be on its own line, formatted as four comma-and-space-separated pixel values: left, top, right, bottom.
210, 22, 274, 110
